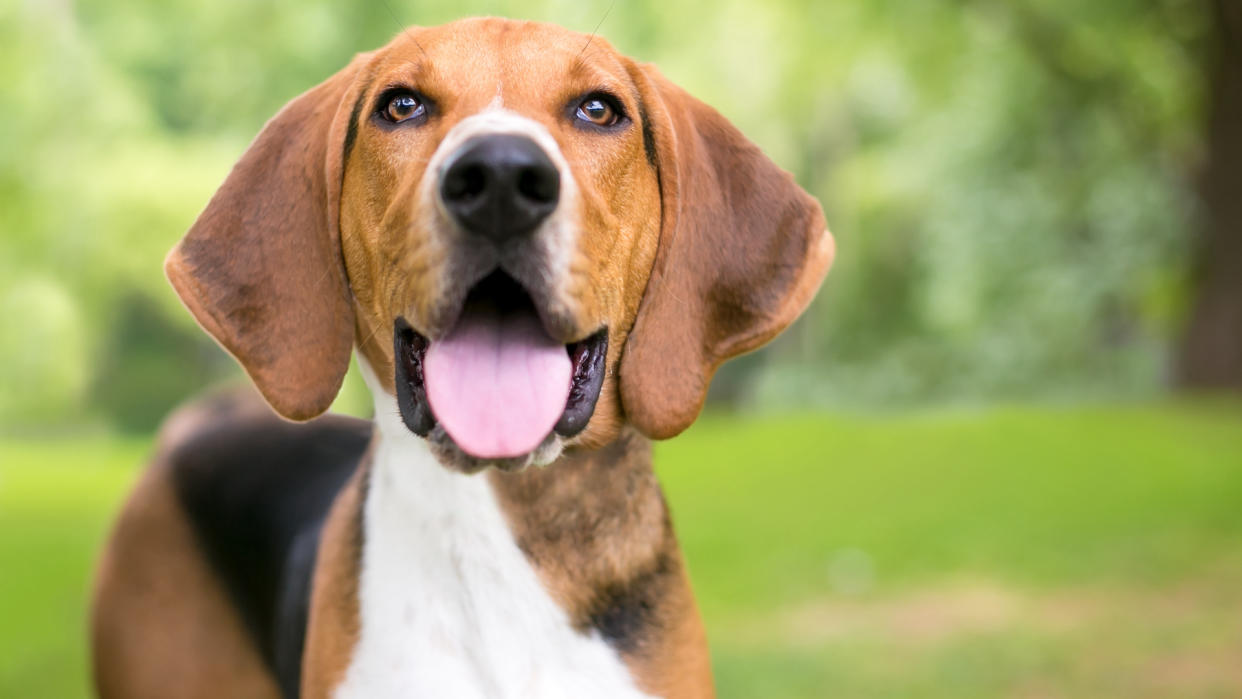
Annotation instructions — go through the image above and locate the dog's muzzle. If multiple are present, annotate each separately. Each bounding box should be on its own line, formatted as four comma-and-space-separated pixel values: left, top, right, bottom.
394, 134, 605, 464
393, 274, 608, 462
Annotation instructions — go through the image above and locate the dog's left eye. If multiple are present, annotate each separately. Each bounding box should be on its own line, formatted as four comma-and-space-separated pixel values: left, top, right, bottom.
383, 92, 425, 123
575, 96, 621, 127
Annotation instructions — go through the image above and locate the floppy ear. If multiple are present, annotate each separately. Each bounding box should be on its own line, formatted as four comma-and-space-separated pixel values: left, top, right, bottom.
166, 56, 370, 421
620, 64, 835, 439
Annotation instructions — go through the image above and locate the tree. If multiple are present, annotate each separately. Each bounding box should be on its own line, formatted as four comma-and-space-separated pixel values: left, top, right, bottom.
1177, 0, 1242, 391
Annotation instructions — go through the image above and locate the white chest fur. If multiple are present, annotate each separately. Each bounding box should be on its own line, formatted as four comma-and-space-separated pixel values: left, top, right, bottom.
333, 375, 654, 699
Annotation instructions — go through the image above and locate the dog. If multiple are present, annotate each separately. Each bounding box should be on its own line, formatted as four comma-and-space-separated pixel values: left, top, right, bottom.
90, 17, 833, 699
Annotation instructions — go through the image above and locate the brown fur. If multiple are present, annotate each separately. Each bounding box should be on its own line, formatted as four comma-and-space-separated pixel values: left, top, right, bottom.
300, 461, 369, 699
102, 16, 833, 699
165, 55, 371, 421
91, 433, 281, 699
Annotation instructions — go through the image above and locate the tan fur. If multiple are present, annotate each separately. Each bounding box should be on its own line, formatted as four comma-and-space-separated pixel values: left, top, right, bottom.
300, 461, 368, 699
91, 445, 281, 699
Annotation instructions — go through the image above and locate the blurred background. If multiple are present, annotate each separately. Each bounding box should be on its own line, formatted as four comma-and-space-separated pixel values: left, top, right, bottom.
2, 0, 1241, 697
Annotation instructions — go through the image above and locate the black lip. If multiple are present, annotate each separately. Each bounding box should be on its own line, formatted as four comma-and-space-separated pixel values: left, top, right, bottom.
555, 329, 608, 437
392, 274, 608, 451
393, 319, 434, 436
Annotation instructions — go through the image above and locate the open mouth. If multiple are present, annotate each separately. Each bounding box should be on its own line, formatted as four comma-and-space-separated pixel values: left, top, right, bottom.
394, 272, 607, 460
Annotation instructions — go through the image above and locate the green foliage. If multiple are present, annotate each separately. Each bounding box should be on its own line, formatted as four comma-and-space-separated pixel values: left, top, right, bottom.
0, 0, 1211, 429
88, 293, 235, 432
753, 0, 1208, 407
3, 403, 1241, 697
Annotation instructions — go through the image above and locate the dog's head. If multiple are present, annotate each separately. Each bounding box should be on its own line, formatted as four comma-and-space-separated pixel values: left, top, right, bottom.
167, 18, 833, 472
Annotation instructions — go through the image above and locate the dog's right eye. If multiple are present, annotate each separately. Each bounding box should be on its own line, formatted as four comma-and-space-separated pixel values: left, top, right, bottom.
380, 91, 426, 124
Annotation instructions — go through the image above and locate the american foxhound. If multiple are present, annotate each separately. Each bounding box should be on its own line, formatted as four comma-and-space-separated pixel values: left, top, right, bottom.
91, 17, 833, 699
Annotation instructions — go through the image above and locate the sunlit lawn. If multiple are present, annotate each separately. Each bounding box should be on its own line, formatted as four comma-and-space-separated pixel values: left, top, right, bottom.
3, 402, 1242, 698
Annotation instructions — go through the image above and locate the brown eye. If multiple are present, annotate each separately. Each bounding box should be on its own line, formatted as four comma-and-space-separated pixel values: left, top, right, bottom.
384, 93, 425, 123
576, 97, 619, 127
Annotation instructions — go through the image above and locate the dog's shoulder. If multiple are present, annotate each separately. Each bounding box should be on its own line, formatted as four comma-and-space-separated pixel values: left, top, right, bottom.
158, 386, 372, 698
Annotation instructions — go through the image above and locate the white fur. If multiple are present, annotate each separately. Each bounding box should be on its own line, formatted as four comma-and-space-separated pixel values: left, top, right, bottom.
332, 362, 654, 699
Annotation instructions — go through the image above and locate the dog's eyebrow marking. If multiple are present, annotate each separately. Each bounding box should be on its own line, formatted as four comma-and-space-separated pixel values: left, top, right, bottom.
637, 99, 658, 171
343, 91, 367, 166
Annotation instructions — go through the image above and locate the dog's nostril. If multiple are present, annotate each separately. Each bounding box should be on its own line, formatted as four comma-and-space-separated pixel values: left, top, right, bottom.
444, 164, 487, 201
517, 166, 558, 204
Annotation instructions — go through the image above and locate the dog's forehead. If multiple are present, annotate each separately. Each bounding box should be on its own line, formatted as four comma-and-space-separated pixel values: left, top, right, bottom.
368, 19, 629, 111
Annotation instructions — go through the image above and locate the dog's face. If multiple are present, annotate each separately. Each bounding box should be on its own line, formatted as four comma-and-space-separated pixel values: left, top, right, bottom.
340, 21, 662, 469
167, 18, 833, 472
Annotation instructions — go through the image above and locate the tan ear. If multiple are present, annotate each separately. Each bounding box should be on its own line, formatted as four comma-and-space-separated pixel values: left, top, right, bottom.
620, 64, 836, 439
166, 55, 370, 421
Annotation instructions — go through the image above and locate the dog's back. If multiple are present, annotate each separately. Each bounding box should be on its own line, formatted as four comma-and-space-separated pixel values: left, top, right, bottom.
92, 390, 368, 699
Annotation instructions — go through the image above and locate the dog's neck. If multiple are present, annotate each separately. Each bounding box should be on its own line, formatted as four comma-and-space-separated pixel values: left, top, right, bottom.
328, 360, 670, 697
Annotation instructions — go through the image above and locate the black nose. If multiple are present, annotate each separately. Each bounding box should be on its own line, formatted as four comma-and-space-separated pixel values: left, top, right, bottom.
440, 134, 560, 241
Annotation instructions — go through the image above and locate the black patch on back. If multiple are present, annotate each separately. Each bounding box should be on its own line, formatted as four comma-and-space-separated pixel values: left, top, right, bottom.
342, 91, 367, 166
169, 406, 371, 699
586, 549, 673, 654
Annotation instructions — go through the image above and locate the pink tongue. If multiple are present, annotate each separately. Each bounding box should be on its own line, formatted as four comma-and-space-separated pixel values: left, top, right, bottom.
424, 308, 571, 459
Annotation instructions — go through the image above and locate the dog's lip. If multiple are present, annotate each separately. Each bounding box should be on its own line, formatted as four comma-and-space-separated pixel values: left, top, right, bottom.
555, 328, 608, 437
393, 319, 434, 437
392, 272, 608, 455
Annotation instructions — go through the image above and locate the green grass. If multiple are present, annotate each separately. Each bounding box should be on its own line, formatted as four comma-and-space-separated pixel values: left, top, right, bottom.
3, 403, 1242, 697
657, 402, 1242, 697
0, 438, 147, 699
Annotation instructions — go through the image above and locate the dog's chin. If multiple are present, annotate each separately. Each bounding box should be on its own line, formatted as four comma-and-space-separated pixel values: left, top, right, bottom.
392, 271, 608, 474
425, 426, 566, 474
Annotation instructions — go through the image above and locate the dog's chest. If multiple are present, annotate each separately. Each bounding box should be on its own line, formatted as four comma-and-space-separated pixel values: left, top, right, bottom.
331, 434, 653, 699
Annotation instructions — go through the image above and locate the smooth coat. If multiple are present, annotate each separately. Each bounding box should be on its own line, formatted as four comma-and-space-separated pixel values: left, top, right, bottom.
92, 17, 834, 699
